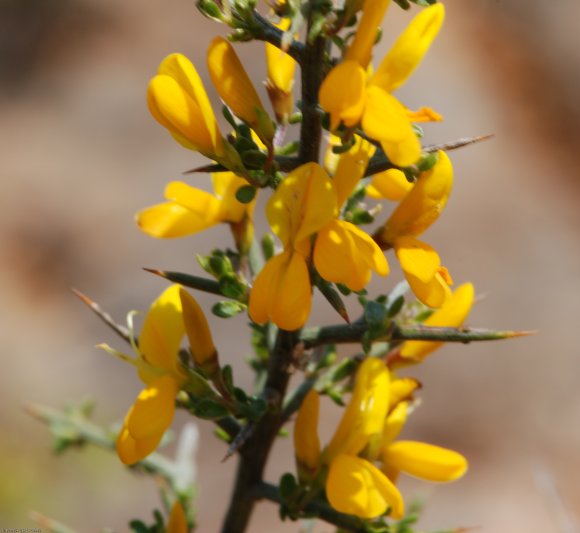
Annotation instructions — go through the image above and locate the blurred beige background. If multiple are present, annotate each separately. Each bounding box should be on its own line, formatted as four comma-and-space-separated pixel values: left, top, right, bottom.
1, 0, 579, 531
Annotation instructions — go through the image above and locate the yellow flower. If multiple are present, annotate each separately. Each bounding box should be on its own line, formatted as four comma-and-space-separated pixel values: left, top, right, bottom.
313, 137, 389, 291
207, 37, 275, 144
167, 501, 188, 533
322, 358, 405, 519
248, 163, 336, 330
366, 168, 413, 202
395, 236, 453, 308
375, 150, 453, 245
379, 402, 468, 485
265, 19, 297, 123
293, 389, 321, 482
374, 150, 454, 308
147, 53, 224, 159
319, 3, 445, 167
179, 288, 219, 377
397, 282, 475, 364
136, 172, 255, 251
294, 360, 467, 520
116, 285, 187, 465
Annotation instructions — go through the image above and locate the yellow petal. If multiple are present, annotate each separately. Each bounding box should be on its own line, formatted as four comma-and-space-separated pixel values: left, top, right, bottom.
395, 237, 452, 308
400, 283, 475, 362
362, 86, 421, 167
319, 61, 367, 130
266, 162, 336, 247
326, 358, 390, 459
314, 220, 388, 292
395, 235, 441, 283
156, 53, 222, 154
248, 250, 312, 331
323, 134, 342, 176
371, 4, 445, 93
147, 75, 218, 157
207, 37, 265, 129
406, 106, 443, 123
138, 284, 185, 378
167, 501, 188, 533
383, 441, 467, 483
345, 0, 391, 68
179, 288, 217, 369
136, 202, 216, 238
211, 172, 254, 224
294, 390, 321, 476
389, 377, 420, 409
326, 454, 404, 519
375, 150, 453, 246
165, 181, 221, 218
116, 415, 162, 465
367, 169, 413, 201
381, 401, 408, 445
126, 375, 178, 440
333, 136, 374, 207
265, 19, 296, 93
409, 268, 452, 309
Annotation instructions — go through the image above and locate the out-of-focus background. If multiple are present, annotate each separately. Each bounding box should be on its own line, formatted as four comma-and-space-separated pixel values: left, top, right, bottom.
1, 0, 579, 531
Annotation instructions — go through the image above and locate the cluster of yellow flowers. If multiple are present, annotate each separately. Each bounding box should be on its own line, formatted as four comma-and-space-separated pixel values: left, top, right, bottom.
102, 0, 481, 526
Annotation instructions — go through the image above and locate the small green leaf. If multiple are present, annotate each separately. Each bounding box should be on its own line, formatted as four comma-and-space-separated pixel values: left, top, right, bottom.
387, 295, 405, 318
364, 300, 387, 326
221, 365, 235, 393
194, 399, 230, 420
128, 520, 150, 533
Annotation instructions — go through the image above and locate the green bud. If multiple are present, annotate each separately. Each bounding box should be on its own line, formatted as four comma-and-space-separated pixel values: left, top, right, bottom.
235, 185, 257, 204
241, 149, 268, 169
261, 233, 275, 261
196, 0, 224, 21
212, 300, 246, 318
417, 151, 439, 172
279, 473, 298, 500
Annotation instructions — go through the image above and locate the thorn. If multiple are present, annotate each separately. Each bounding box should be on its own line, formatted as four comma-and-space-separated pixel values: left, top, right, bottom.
222, 422, 254, 462
71, 288, 131, 343
143, 267, 166, 278
424, 134, 495, 153
183, 163, 225, 174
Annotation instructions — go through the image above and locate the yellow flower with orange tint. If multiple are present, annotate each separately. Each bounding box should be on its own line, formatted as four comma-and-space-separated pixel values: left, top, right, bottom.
379, 402, 468, 486
248, 163, 336, 330
166, 501, 188, 533
103, 285, 213, 465
265, 19, 297, 123
207, 37, 275, 144
136, 172, 255, 251
293, 359, 468, 520
321, 358, 404, 519
396, 282, 475, 364
319, 3, 445, 167
294, 389, 321, 483
148, 53, 224, 159
366, 168, 413, 202
314, 137, 389, 291
114, 285, 188, 465
180, 287, 219, 377
374, 150, 454, 308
